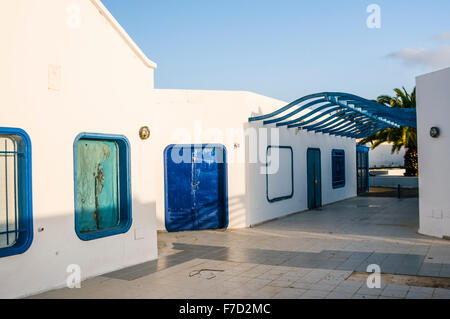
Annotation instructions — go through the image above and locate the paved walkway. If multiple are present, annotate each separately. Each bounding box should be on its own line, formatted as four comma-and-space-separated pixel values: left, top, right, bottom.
33, 197, 450, 299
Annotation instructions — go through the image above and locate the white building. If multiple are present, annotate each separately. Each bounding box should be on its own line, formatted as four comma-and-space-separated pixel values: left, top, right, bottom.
417, 67, 450, 239
367, 142, 405, 169
0, 0, 365, 298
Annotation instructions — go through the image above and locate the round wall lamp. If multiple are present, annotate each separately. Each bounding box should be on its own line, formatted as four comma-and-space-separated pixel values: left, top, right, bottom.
139, 126, 151, 140
430, 127, 440, 138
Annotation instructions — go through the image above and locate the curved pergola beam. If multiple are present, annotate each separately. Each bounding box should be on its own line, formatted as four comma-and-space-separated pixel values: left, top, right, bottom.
276, 103, 337, 127
248, 92, 416, 138
286, 106, 342, 128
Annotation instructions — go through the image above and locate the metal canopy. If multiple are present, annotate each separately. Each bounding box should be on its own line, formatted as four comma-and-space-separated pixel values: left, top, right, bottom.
248, 92, 417, 139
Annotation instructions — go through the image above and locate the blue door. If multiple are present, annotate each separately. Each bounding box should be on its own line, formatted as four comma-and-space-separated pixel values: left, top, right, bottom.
307, 148, 322, 209
356, 145, 370, 195
164, 145, 228, 232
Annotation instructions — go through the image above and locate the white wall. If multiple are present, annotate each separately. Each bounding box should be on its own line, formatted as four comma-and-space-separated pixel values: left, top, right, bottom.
0, 0, 158, 299
417, 67, 450, 239
151, 90, 357, 230
0, 0, 358, 298
150, 89, 289, 229
367, 143, 405, 168
246, 123, 356, 226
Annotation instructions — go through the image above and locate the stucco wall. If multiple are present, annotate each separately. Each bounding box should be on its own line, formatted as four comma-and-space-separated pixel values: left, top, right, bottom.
0, 0, 358, 299
246, 123, 356, 226
0, 0, 157, 299
150, 89, 289, 229
367, 143, 405, 168
417, 67, 450, 239
150, 90, 357, 230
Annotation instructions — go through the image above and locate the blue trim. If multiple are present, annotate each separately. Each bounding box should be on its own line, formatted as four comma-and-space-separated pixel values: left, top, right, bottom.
286, 105, 341, 128
331, 149, 346, 189
163, 144, 229, 232
266, 146, 294, 203
0, 127, 33, 258
266, 98, 328, 125
356, 145, 370, 153
73, 133, 132, 241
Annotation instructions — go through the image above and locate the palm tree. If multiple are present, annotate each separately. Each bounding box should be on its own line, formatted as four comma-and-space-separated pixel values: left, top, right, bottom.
358, 87, 418, 176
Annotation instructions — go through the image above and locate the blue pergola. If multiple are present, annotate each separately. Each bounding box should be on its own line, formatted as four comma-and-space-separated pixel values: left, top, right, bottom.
248, 92, 417, 139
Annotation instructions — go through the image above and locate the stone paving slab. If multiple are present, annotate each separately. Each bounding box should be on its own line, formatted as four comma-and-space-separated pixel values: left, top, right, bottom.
32, 197, 450, 299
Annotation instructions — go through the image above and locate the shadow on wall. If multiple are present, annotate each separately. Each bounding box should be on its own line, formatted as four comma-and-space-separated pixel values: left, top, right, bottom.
227, 194, 247, 228
0, 198, 157, 299
132, 199, 157, 232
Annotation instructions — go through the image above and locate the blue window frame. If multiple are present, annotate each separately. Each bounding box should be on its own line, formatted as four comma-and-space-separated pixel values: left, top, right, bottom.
266, 146, 294, 203
73, 133, 132, 241
332, 149, 346, 189
0, 128, 33, 258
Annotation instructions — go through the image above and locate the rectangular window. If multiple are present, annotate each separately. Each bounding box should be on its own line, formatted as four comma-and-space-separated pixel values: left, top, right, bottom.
332, 149, 345, 189
266, 146, 294, 202
0, 128, 33, 258
74, 133, 131, 241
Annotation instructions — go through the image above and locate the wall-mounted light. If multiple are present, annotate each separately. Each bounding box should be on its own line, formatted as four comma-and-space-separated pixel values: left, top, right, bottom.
430, 127, 440, 138
139, 126, 150, 140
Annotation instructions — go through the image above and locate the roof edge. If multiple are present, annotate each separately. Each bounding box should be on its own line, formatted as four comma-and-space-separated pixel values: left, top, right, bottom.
416, 66, 450, 81
90, 0, 157, 69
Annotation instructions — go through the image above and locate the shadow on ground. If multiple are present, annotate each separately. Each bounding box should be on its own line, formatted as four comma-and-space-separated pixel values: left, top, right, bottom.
360, 187, 418, 198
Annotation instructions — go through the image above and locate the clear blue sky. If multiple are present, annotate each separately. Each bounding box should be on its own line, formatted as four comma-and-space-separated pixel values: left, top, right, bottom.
102, 0, 450, 102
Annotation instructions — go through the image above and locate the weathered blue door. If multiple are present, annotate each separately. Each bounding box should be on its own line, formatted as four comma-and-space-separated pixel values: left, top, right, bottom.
164, 145, 228, 232
307, 148, 322, 209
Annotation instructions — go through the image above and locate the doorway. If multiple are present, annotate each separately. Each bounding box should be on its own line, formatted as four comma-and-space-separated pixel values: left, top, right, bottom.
307, 148, 322, 209
164, 144, 228, 232
356, 145, 369, 195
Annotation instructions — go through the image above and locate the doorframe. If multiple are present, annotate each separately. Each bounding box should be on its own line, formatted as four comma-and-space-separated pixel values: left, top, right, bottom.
356, 145, 370, 195
163, 144, 229, 232
307, 147, 322, 209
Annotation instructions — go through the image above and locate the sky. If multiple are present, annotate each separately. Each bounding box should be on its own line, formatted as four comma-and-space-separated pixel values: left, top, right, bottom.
102, 0, 450, 102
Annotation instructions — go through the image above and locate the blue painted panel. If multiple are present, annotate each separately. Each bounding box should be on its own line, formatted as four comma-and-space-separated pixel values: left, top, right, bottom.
76, 140, 119, 233
165, 146, 195, 231
164, 145, 228, 232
